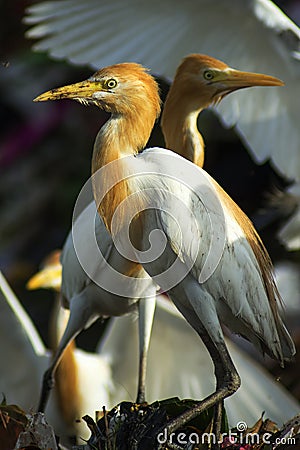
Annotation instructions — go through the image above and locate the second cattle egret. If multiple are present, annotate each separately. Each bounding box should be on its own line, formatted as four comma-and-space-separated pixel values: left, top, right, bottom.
34, 59, 295, 444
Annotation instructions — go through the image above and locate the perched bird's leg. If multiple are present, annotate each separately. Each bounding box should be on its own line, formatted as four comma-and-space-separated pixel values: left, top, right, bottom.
38, 362, 60, 412
212, 400, 223, 445
146, 294, 240, 450
136, 295, 156, 403
199, 332, 226, 444
160, 335, 240, 450
38, 293, 94, 412
38, 336, 77, 412
197, 332, 232, 449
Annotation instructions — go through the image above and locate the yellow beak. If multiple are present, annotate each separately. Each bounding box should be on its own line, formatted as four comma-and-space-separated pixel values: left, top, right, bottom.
219, 68, 284, 90
27, 265, 62, 291
34, 80, 100, 102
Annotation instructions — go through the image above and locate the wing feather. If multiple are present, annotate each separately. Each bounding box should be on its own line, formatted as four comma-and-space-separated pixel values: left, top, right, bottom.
24, 0, 300, 180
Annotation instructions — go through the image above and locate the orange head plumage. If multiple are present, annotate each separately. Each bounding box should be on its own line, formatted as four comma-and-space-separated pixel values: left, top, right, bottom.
161, 53, 284, 166
34, 62, 161, 122
34, 62, 161, 160
34, 63, 161, 232
168, 53, 284, 109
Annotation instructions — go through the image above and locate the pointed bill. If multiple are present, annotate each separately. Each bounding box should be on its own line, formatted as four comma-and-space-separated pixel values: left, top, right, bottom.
221, 68, 284, 89
34, 80, 100, 102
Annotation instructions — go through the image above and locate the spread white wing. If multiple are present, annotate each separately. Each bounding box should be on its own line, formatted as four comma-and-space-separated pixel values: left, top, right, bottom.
24, 0, 300, 181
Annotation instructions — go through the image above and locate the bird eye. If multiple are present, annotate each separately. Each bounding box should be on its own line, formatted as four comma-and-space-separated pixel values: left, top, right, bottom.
203, 70, 214, 81
105, 78, 118, 89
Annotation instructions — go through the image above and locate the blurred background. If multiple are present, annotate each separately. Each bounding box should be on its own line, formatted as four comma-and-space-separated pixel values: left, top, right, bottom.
1, 0, 300, 400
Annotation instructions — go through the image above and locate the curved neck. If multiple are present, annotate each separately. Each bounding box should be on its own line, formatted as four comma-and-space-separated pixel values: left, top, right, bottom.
91, 111, 152, 172
91, 107, 156, 233
161, 88, 205, 168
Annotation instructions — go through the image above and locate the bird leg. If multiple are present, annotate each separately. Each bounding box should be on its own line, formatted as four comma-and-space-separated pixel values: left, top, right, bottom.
38, 360, 61, 412
136, 295, 156, 403
212, 400, 224, 444
145, 292, 240, 450
198, 330, 227, 442
38, 294, 93, 412
160, 334, 240, 450
38, 348, 67, 412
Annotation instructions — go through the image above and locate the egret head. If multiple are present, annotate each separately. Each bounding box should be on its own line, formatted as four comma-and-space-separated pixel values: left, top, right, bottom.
34, 62, 161, 119
170, 53, 284, 109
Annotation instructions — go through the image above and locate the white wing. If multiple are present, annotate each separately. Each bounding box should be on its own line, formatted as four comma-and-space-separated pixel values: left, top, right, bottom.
99, 294, 299, 427
24, 0, 300, 180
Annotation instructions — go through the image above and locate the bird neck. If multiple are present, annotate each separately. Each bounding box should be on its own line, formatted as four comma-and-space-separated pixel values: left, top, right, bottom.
161, 92, 205, 168
91, 109, 155, 233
